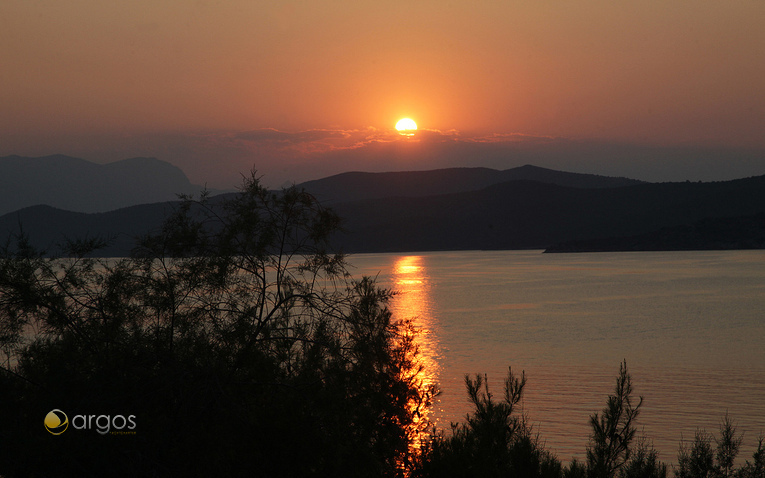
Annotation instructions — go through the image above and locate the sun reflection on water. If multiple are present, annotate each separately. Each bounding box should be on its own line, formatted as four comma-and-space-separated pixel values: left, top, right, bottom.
390, 256, 444, 435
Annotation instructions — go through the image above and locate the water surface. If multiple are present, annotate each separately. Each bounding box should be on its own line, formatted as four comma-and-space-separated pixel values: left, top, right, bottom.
350, 250, 765, 462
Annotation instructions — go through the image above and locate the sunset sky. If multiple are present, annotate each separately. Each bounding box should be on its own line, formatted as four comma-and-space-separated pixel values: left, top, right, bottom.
2, 1, 764, 188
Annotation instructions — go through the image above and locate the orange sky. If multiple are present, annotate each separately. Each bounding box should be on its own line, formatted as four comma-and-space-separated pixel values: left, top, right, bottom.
2, 1, 765, 187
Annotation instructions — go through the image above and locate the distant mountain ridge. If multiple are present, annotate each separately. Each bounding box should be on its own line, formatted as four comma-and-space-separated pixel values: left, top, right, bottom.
298, 165, 644, 204
330, 175, 765, 252
0, 203, 174, 257
545, 213, 765, 252
1, 165, 764, 256
0, 155, 204, 216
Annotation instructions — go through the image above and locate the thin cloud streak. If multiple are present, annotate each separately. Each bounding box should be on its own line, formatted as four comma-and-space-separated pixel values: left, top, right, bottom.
216, 127, 560, 156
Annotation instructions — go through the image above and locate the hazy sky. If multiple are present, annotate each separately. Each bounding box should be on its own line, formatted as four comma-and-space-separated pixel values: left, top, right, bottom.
2, 1, 765, 188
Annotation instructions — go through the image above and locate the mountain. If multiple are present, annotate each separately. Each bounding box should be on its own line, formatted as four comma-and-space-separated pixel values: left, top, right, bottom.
1, 166, 764, 256
297, 165, 644, 204
0, 203, 176, 257
329, 176, 765, 252
544, 214, 765, 252
0, 155, 204, 216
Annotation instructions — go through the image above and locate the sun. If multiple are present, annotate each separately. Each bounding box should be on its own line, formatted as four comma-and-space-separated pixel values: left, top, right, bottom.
395, 118, 417, 135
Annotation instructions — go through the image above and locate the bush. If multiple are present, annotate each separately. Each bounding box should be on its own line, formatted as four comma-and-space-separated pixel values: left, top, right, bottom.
736, 437, 765, 478
414, 367, 562, 478
674, 414, 765, 478
0, 174, 434, 477
415, 361, 672, 478
620, 439, 668, 478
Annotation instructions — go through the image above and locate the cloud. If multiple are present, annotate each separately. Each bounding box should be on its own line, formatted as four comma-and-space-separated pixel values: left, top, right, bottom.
216, 127, 558, 158
233, 128, 350, 144
201, 127, 470, 159
174, 127, 556, 185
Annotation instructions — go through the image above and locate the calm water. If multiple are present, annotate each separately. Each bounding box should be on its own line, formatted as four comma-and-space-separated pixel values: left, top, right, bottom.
349, 250, 765, 463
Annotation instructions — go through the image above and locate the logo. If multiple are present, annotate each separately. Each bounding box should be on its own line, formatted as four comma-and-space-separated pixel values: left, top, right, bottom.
44, 409, 137, 435
44, 409, 69, 435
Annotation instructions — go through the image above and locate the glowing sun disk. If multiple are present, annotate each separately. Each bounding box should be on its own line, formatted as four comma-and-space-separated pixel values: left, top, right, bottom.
395, 118, 417, 134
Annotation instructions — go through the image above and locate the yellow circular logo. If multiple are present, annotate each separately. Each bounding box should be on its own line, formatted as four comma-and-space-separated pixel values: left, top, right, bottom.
44, 409, 69, 435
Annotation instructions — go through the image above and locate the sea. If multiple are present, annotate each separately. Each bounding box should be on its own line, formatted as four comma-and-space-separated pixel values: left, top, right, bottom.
348, 250, 765, 464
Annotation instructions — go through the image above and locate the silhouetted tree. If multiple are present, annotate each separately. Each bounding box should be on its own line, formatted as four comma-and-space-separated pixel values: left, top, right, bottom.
414, 367, 562, 478
619, 439, 668, 478
736, 437, 765, 478
587, 360, 643, 478
0, 172, 434, 477
675, 414, 751, 478
676, 430, 716, 478
716, 415, 743, 478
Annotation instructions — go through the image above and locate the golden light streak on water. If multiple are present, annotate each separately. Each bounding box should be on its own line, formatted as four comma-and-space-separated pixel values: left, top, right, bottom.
389, 256, 445, 441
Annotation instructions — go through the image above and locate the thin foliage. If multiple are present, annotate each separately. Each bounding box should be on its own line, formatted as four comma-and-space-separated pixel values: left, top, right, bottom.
0, 172, 434, 477
587, 360, 643, 478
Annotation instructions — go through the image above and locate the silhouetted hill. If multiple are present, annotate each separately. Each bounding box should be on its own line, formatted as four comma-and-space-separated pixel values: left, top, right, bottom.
2, 168, 764, 256
298, 165, 644, 204
544, 214, 765, 252
330, 176, 765, 252
0, 203, 176, 257
0, 155, 204, 216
